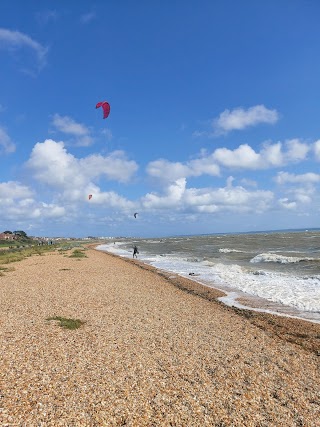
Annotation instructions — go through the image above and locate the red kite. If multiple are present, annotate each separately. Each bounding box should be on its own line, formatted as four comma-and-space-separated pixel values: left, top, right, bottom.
96, 101, 110, 119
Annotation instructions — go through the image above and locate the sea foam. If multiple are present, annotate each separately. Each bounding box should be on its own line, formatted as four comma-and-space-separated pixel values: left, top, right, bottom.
250, 253, 315, 264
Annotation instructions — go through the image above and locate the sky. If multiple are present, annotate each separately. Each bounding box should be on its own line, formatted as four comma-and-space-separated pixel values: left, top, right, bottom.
1, 1, 320, 238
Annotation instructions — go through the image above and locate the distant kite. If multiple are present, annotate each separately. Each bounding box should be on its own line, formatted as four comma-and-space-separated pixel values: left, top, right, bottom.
134, 212, 138, 218
96, 101, 110, 119
88, 194, 92, 200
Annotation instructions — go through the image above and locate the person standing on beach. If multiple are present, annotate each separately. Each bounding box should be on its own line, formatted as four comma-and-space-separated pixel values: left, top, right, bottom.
133, 245, 139, 258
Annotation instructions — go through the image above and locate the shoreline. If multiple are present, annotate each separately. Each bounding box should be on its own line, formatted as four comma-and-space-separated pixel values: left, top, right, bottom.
95, 243, 320, 325
1, 246, 319, 425
93, 247, 320, 355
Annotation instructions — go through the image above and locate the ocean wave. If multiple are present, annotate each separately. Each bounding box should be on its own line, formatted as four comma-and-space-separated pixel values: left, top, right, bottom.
96, 245, 320, 314
250, 253, 315, 264
219, 248, 242, 253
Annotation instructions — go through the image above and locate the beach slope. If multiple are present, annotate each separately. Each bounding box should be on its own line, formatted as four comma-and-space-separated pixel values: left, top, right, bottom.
0, 247, 319, 426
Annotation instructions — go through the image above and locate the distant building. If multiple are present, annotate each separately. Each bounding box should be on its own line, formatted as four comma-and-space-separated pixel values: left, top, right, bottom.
0, 232, 17, 240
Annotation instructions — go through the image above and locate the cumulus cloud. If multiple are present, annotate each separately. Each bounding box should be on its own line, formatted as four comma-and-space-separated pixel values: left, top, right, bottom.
0, 27, 48, 71
86, 190, 135, 210
0, 181, 32, 199
213, 144, 262, 169
314, 139, 320, 160
147, 139, 312, 185
212, 139, 309, 170
51, 114, 94, 146
0, 127, 16, 154
213, 105, 279, 134
26, 139, 138, 202
142, 177, 274, 214
285, 138, 310, 162
275, 171, 320, 185
143, 178, 187, 209
274, 172, 318, 209
278, 198, 297, 210
0, 180, 66, 221
146, 154, 220, 183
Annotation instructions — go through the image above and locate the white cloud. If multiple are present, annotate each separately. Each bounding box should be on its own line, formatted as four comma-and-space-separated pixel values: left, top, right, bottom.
213, 144, 262, 169
275, 171, 320, 185
213, 105, 279, 134
85, 190, 135, 210
26, 139, 138, 199
293, 191, 313, 204
285, 139, 310, 162
142, 177, 274, 214
147, 139, 312, 186
212, 139, 310, 170
143, 178, 186, 209
0, 180, 66, 221
278, 198, 297, 210
81, 151, 138, 183
0, 181, 32, 199
0, 28, 48, 70
240, 178, 258, 187
314, 140, 320, 160
0, 139, 138, 224
146, 156, 220, 182
274, 172, 317, 209
51, 114, 94, 146
0, 127, 16, 154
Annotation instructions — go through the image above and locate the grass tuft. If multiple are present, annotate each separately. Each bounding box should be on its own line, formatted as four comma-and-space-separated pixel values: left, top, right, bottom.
69, 249, 87, 258
47, 316, 85, 330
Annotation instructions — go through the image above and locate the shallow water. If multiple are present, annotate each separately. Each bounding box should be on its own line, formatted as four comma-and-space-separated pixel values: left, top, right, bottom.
97, 230, 320, 323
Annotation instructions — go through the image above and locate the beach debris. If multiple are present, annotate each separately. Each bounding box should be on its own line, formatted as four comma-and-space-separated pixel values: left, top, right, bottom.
96, 101, 110, 119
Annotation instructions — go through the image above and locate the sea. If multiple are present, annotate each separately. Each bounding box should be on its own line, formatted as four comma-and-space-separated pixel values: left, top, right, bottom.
96, 229, 320, 324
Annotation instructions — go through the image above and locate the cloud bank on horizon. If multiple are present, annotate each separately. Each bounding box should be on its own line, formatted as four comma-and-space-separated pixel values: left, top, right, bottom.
1, 2, 320, 237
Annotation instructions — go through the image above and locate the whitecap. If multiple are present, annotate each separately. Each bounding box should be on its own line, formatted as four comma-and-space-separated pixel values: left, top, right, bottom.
250, 253, 314, 264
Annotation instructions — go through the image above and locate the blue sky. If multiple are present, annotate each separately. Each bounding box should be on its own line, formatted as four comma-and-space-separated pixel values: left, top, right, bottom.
1, 1, 320, 238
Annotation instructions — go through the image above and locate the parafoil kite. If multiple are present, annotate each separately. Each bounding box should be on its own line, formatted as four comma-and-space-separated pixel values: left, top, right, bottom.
96, 101, 110, 119
134, 212, 138, 218
88, 194, 92, 200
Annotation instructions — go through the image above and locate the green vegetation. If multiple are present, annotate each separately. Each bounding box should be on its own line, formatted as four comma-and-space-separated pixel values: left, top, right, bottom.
0, 266, 15, 272
0, 266, 15, 276
46, 316, 85, 330
0, 245, 55, 266
69, 249, 87, 258
0, 236, 94, 274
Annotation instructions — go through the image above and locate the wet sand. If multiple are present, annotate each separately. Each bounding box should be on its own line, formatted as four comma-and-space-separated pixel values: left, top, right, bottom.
0, 246, 319, 426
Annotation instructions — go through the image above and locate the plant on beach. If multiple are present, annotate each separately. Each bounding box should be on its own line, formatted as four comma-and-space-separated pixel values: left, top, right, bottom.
69, 249, 87, 258
0, 266, 15, 276
46, 316, 85, 330
0, 246, 57, 265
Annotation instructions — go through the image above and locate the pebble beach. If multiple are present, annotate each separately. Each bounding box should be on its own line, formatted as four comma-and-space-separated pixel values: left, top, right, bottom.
0, 246, 319, 426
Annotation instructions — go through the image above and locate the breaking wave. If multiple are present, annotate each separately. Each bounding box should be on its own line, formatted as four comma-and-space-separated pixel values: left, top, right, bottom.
250, 253, 315, 264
